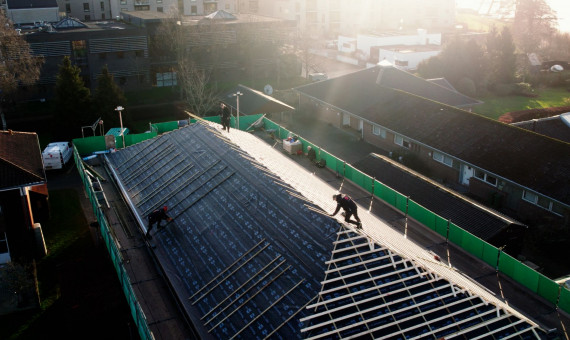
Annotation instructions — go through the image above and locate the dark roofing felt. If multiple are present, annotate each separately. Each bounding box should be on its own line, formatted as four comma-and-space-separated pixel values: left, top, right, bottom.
512, 113, 570, 144
104, 123, 546, 339
220, 84, 294, 115
353, 154, 522, 240
6, 0, 57, 9
0, 130, 45, 189
295, 66, 570, 206
105, 123, 338, 339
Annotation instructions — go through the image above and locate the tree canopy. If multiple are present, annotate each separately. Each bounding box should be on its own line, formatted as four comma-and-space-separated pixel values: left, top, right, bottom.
0, 11, 43, 128
53, 56, 92, 138
93, 65, 127, 129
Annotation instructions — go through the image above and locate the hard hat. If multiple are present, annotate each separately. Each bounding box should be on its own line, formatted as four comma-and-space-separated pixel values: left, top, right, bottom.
163, 206, 168, 211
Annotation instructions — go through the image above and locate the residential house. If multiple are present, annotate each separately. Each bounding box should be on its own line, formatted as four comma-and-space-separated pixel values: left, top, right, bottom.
294, 63, 570, 227
0, 130, 48, 264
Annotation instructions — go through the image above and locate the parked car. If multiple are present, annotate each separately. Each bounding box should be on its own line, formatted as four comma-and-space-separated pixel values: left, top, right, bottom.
42, 142, 73, 170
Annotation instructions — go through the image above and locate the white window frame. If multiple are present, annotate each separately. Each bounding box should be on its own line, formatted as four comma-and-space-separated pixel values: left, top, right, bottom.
432, 151, 453, 167
372, 125, 386, 138
474, 169, 497, 187
522, 190, 562, 215
394, 135, 410, 149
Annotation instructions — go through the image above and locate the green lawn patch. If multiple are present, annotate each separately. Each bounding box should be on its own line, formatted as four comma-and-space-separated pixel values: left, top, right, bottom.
473, 87, 570, 120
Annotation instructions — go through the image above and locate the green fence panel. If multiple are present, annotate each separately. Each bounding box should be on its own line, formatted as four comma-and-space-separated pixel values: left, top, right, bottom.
448, 222, 464, 246
344, 165, 374, 193
279, 127, 290, 140
482, 242, 499, 267
125, 132, 157, 147
151, 121, 179, 134
263, 118, 279, 131
461, 231, 484, 260
394, 192, 407, 213
239, 113, 264, 130
498, 252, 517, 279
408, 200, 436, 230
559, 286, 570, 314
73, 136, 107, 155
537, 274, 560, 304
434, 215, 448, 237
512, 261, 540, 292
374, 181, 396, 206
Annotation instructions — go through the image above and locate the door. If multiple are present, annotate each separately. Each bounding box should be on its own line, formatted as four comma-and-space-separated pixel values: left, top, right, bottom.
359, 120, 364, 139
461, 164, 474, 186
342, 113, 350, 126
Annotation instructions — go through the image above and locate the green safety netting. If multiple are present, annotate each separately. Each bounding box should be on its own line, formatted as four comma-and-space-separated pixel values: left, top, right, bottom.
434, 215, 449, 238
345, 165, 374, 193
537, 274, 560, 304
448, 222, 464, 246
482, 242, 499, 267
73, 135, 107, 155
408, 200, 435, 230
151, 121, 179, 134
374, 180, 395, 206
559, 286, 570, 312
498, 252, 517, 278
513, 260, 540, 292
461, 231, 484, 260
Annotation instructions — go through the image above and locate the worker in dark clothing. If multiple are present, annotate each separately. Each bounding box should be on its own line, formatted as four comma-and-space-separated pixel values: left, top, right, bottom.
331, 194, 362, 229
307, 146, 317, 163
220, 103, 231, 132
146, 206, 173, 239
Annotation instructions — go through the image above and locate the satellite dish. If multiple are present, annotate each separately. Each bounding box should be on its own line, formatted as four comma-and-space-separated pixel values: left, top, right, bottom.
551, 64, 564, 72
264, 84, 273, 95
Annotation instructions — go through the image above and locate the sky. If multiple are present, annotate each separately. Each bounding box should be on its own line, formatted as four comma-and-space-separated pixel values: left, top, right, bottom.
456, 0, 570, 33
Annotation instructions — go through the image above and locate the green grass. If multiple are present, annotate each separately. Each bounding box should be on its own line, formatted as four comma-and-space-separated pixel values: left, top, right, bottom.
472, 87, 570, 119
456, 12, 508, 32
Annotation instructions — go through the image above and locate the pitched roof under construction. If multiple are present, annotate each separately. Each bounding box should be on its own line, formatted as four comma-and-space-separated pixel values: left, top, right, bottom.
103, 122, 548, 339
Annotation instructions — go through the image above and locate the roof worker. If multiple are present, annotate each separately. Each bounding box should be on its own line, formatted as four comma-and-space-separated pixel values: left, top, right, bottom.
307, 146, 316, 163
331, 194, 362, 229
146, 205, 173, 239
220, 102, 231, 132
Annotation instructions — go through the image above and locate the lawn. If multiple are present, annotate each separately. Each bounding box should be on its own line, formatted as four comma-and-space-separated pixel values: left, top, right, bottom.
472, 87, 570, 120
0, 189, 136, 340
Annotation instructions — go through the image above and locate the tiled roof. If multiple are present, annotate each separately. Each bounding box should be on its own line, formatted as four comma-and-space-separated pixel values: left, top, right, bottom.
295, 67, 570, 206
512, 113, 570, 144
353, 154, 523, 240
0, 130, 45, 189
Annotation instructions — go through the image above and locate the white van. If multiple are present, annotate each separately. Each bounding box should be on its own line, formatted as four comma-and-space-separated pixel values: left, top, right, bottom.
309, 73, 328, 82
42, 142, 73, 170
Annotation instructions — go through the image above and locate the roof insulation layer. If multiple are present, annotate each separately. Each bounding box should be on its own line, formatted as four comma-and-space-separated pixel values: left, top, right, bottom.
104, 122, 547, 339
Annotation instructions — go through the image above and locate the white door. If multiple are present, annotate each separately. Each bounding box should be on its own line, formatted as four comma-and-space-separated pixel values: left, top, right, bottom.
359, 120, 364, 138
461, 164, 474, 186
342, 113, 350, 126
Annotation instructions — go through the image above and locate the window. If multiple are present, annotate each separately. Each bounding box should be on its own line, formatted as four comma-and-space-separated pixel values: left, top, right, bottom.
395, 59, 408, 67
432, 151, 453, 167
474, 169, 497, 186
157, 6, 163, 12
191, 5, 197, 14
135, 50, 144, 57
394, 135, 410, 149
120, 0, 126, 4
522, 190, 562, 215
157, 0, 162, 3
65, 3, 71, 12
156, 72, 177, 87
83, 2, 89, 11
100, 1, 104, 10
372, 126, 386, 138
225, 4, 230, 10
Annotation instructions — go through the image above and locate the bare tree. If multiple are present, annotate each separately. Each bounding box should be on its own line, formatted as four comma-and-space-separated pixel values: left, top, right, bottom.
293, 32, 326, 79
151, 9, 223, 116
0, 11, 43, 129
513, 0, 558, 54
